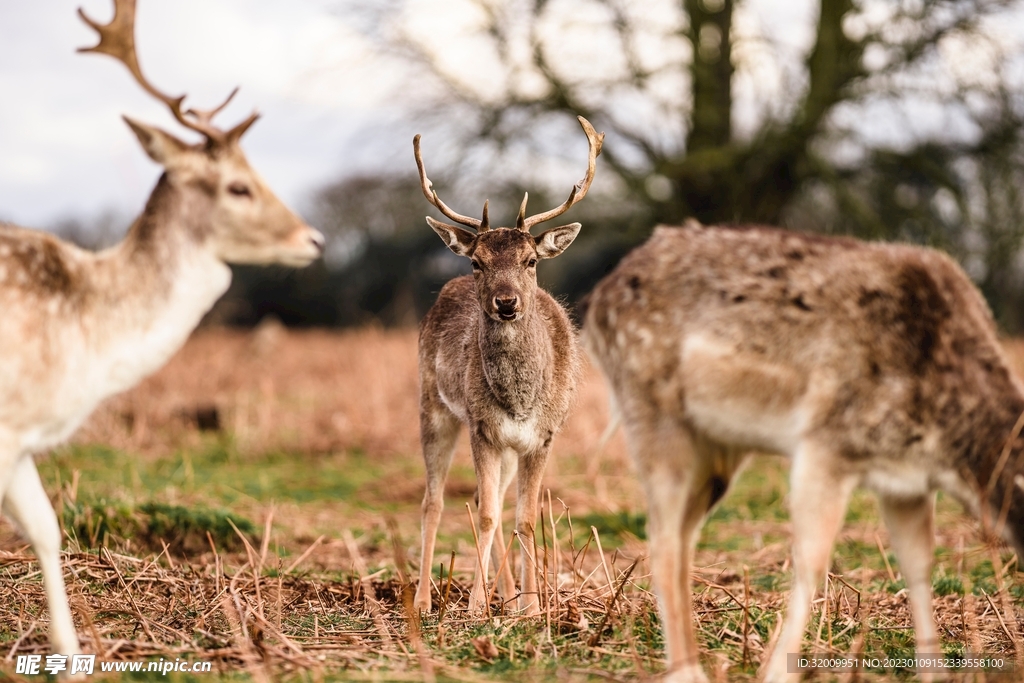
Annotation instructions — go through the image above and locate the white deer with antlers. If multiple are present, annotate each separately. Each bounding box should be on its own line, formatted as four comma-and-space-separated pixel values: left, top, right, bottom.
412, 117, 603, 615
0, 0, 323, 657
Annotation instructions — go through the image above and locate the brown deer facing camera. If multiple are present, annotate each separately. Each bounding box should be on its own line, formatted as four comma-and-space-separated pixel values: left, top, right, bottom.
412, 117, 603, 615
0, 0, 323, 658
582, 221, 1024, 682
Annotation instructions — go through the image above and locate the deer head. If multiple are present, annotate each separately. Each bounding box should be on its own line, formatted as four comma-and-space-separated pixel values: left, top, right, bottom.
78, 0, 324, 266
414, 116, 603, 322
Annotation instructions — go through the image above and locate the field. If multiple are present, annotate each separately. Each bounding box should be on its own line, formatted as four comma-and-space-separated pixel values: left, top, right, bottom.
1, 325, 1023, 682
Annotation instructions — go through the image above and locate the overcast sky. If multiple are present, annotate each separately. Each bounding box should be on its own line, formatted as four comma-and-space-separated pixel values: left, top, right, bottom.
0, 0, 830, 232
0, 0, 410, 228
2, 0, 1021, 233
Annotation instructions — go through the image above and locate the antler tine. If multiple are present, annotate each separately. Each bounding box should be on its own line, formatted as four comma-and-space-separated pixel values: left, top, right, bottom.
78, 0, 234, 143
185, 87, 237, 128
521, 115, 605, 231
516, 193, 529, 231
413, 134, 484, 231
187, 87, 261, 144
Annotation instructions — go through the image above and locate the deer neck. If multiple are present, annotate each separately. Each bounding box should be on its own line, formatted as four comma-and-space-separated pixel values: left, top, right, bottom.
477, 300, 551, 418
929, 369, 1024, 553
87, 174, 231, 392
968, 390, 1024, 529
969, 410, 1024, 558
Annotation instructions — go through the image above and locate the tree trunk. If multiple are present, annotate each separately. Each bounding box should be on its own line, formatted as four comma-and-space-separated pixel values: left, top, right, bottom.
663, 0, 863, 226
685, 0, 733, 153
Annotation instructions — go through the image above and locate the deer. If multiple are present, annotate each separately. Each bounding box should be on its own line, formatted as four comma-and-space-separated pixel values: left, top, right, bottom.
581, 220, 1024, 682
411, 116, 603, 615
0, 0, 323, 659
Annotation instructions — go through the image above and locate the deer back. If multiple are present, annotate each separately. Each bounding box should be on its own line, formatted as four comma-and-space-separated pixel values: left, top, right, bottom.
583, 222, 1024, 553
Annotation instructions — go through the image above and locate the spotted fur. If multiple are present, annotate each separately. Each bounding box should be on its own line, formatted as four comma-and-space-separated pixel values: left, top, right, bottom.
582, 220, 1024, 683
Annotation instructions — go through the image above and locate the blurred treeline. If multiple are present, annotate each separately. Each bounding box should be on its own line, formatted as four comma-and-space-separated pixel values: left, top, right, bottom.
57, 0, 1024, 331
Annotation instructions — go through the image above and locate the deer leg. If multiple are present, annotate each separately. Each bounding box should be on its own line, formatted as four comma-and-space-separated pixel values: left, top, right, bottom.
625, 419, 728, 683
491, 448, 518, 607
2, 455, 80, 657
514, 444, 551, 616
879, 493, 940, 681
764, 445, 857, 683
414, 407, 460, 612
469, 437, 503, 613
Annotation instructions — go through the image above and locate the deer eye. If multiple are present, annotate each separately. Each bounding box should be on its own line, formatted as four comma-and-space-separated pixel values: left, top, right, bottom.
227, 182, 252, 197
526, 258, 537, 268
471, 260, 482, 271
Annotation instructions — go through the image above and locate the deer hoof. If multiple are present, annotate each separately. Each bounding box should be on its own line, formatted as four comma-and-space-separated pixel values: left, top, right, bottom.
517, 595, 541, 616
412, 588, 433, 614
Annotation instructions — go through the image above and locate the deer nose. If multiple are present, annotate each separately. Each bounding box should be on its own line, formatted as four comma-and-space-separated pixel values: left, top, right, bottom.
308, 228, 326, 253
494, 295, 519, 312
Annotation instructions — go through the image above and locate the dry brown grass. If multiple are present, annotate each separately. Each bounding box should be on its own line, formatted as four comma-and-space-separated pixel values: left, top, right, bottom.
0, 326, 1022, 681
75, 322, 629, 484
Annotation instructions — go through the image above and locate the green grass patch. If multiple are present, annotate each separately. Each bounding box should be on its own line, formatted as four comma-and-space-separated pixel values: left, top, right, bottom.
44, 441, 395, 512
576, 510, 647, 542
969, 560, 999, 596
18, 438, 1019, 682
751, 571, 784, 592
63, 498, 255, 553
933, 572, 964, 597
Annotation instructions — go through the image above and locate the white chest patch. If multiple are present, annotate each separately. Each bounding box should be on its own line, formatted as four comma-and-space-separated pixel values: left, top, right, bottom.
494, 413, 541, 452
15, 252, 231, 455
88, 256, 230, 397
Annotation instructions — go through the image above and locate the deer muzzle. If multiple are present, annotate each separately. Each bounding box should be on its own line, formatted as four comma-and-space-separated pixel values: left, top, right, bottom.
278, 223, 325, 267
492, 293, 521, 322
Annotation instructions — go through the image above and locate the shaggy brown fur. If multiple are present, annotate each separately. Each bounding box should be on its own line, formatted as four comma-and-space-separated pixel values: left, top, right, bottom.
582, 221, 1024, 683
411, 116, 602, 616
413, 226, 583, 616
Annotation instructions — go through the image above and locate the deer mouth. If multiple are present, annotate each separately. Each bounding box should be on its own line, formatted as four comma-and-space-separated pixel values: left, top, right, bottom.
496, 309, 519, 322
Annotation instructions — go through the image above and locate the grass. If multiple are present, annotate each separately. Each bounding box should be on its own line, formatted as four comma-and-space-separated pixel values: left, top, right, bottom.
1, 328, 1023, 681
62, 497, 256, 553
45, 441, 374, 508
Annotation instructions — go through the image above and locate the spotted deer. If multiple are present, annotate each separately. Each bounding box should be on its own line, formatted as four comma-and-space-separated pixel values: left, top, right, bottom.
0, 0, 323, 658
411, 117, 602, 615
582, 221, 1024, 682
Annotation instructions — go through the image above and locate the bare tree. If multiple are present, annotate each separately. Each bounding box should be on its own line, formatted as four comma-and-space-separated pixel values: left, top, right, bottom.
353, 0, 1012, 216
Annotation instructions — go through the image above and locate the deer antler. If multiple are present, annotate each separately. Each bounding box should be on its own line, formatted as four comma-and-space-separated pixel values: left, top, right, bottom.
413, 115, 603, 233
518, 116, 604, 232
413, 134, 489, 231
78, 0, 257, 145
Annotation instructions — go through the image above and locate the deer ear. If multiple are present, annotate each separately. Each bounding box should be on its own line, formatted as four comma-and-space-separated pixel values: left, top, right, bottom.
534, 223, 581, 259
124, 116, 190, 165
427, 217, 476, 257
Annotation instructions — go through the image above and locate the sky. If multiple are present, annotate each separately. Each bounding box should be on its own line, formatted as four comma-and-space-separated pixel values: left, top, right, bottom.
0, 0, 406, 229
2, 0, 1020, 233
0, 0, 831, 232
